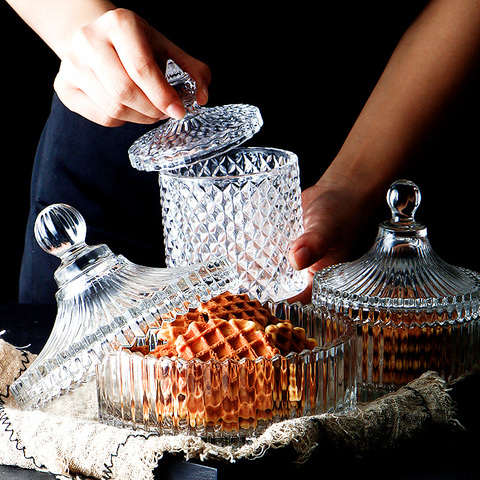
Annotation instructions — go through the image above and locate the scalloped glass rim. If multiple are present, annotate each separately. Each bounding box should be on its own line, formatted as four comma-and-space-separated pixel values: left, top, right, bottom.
143, 301, 356, 363
157, 146, 299, 181
313, 262, 480, 325
128, 104, 263, 172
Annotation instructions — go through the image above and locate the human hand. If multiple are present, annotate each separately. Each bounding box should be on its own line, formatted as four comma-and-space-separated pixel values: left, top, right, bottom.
287, 179, 366, 304
54, 8, 211, 127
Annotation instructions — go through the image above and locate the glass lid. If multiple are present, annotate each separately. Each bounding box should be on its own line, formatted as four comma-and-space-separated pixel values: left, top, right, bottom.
10, 203, 239, 409
312, 179, 480, 321
128, 60, 264, 172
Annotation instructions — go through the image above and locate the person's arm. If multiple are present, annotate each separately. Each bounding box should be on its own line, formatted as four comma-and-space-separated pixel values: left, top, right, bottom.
289, 0, 480, 301
5, 0, 211, 126
6, 0, 115, 58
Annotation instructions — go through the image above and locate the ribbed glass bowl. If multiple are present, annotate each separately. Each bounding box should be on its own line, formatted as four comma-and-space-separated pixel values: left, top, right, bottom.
96, 301, 357, 443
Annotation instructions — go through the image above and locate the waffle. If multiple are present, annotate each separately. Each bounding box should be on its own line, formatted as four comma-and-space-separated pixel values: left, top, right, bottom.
175, 318, 279, 361
199, 292, 280, 329
265, 321, 318, 355
150, 341, 178, 358
157, 310, 206, 343
116, 296, 328, 434
130, 344, 149, 355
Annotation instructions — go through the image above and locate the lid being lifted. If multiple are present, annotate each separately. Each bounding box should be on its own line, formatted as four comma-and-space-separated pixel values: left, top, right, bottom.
10, 203, 238, 409
128, 60, 263, 172
312, 179, 480, 324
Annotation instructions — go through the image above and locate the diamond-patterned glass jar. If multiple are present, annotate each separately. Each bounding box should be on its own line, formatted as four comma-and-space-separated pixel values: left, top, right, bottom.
129, 61, 307, 302
159, 147, 306, 302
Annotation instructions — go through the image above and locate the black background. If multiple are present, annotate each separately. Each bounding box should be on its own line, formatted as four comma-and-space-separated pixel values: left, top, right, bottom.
1, 1, 479, 303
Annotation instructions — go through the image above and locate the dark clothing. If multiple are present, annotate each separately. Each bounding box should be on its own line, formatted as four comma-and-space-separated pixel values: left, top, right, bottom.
19, 94, 165, 304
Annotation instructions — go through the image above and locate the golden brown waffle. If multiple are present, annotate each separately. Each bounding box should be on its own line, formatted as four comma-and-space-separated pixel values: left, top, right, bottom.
265, 321, 318, 355
130, 344, 149, 355
157, 310, 206, 343
175, 318, 279, 361
199, 292, 280, 329
150, 342, 178, 358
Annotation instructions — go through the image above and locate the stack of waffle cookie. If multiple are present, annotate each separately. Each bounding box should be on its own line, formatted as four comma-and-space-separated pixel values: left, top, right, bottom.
123, 293, 324, 434
133, 292, 317, 360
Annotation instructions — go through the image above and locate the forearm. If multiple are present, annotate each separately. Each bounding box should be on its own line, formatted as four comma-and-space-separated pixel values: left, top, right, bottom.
5, 0, 116, 59
322, 0, 480, 201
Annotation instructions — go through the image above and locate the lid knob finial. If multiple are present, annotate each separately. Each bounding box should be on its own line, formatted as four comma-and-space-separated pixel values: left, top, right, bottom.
34, 203, 87, 258
165, 59, 198, 113
387, 179, 421, 224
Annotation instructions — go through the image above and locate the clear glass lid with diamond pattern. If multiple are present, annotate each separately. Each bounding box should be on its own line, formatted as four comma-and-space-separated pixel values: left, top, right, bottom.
128, 60, 264, 172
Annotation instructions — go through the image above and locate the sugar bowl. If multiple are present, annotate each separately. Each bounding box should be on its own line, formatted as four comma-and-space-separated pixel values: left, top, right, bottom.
312, 179, 480, 400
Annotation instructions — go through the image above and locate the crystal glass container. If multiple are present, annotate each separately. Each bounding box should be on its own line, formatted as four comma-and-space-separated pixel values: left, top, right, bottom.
158, 147, 306, 302
312, 179, 480, 401
128, 60, 307, 302
10, 204, 238, 409
128, 60, 264, 172
96, 301, 357, 443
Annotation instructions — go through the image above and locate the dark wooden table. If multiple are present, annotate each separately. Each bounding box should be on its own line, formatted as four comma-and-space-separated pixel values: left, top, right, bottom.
1, 303, 479, 480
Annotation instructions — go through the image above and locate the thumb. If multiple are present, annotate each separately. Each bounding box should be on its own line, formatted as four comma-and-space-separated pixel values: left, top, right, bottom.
288, 227, 333, 271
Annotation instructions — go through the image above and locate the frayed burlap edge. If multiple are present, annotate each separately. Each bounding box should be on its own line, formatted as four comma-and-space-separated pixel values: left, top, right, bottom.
0, 339, 465, 480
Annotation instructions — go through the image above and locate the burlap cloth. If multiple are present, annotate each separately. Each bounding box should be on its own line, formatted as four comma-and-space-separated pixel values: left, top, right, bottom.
0, 338, 465, 480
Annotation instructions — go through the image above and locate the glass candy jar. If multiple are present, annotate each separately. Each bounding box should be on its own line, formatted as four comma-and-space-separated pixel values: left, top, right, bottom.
128, 60, 307, 303
96, 302, 357, 443
312, 179, 480, 400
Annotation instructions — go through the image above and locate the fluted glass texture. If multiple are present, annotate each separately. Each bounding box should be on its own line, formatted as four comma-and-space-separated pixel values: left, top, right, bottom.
11, 256, 237, 409
96, 302, 357, 442
10, 204, 238, 409
159, 147, 307, 302
312, 180, 480, 400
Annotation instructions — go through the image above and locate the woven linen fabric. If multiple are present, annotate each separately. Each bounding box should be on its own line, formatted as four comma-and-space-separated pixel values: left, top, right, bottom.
0, 339, 464, 480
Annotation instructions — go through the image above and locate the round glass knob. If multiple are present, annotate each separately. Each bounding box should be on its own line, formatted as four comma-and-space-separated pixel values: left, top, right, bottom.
34, 203, 87, 258
387, 179, 421, 224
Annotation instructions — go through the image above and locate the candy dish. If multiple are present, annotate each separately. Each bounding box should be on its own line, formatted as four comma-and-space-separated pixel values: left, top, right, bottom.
313, 179, 480, 400
96, 300, 357, 442
129, 60, 306, 302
